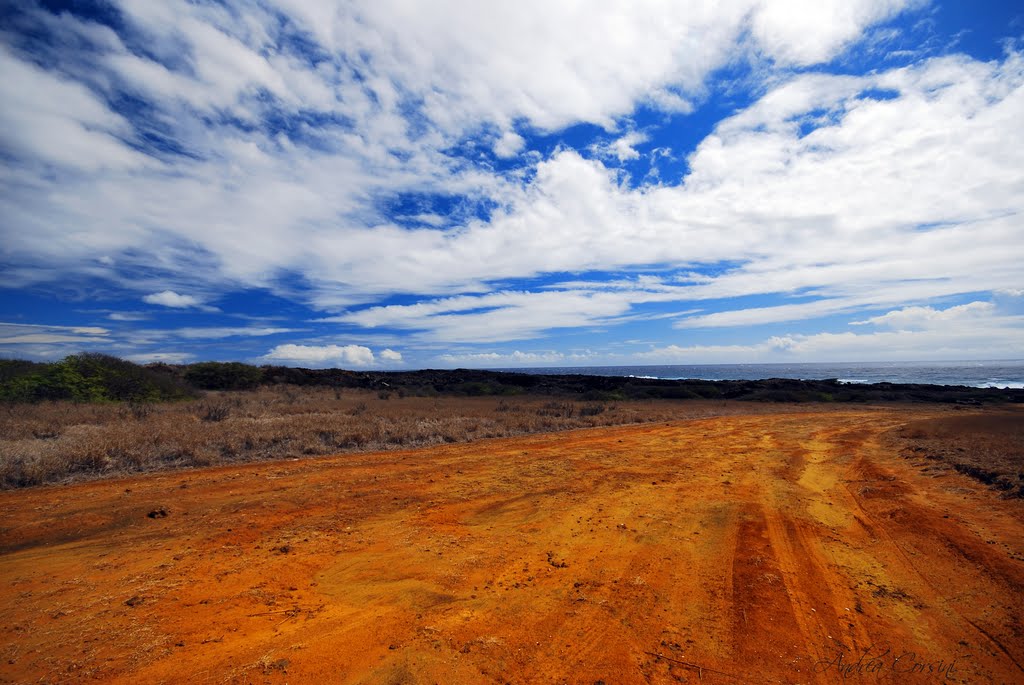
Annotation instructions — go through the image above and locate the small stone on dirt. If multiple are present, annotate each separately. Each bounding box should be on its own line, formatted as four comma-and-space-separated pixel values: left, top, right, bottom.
546, 551, 568, 568
147, 508, 168, 519
263, 658, 290, 673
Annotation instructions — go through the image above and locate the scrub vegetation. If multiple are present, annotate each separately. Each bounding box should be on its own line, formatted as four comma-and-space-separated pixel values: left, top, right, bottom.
1, 354, 1020, 488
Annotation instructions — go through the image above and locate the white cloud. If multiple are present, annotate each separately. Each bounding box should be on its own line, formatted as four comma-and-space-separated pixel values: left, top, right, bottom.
407, 213, 447, 227
639, 302, 1024, 363
333, 289, 636, 343
172, 326, 298, 340
750, 0, 919, 66
0, 334, 108, 345
142, 291, 203, 308
125, 351, 194, 364
765, 324, 1024, 362
272, 0, 914, 133
391, 298, 1016, 367
261, 343, 375, 367
675, 298, 863, 328
494, 131, 525, 158
379, 348, 404, 362
107, 312, 149, 322
435, 349, 592, 366
632, 342, 767, 364
853, 301, 996, 329
0, 322, 111, 347
0, 46, 149, 172
638, 327, 1024, 364
598, 131, 649, 162
0, 321, 108, 335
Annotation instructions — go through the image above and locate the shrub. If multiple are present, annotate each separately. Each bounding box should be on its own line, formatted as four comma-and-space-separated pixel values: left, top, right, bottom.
578, 403, 606, 417
537, 401, 574, 418
0, 359, 45, 385
69, 353, 194, 402
123, 402, 153, 420
0, 354, 195, 403
184, 361, 264, 391
198, 403, 230, 422
455, 381, 497, 396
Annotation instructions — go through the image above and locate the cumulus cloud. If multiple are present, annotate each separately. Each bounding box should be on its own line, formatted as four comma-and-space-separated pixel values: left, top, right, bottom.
261, 343, 375, 367
595, 131, 649, 162
299, 0, 914, 132
853, 301, 996, 329
142, 291, 204, 308
493, 131, 526, 158
750, 0, 918, 66
379, 348, 404, 362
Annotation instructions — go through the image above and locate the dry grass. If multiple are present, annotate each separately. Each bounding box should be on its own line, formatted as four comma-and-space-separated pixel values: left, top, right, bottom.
0, 387, 800, 488
887, 409, 1024, 497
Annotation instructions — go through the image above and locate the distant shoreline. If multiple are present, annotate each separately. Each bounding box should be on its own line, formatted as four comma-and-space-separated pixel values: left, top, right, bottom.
490, 360, 1024, 389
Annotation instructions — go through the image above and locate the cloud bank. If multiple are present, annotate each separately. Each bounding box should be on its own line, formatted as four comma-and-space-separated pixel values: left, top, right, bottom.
1, 1, 1020, 366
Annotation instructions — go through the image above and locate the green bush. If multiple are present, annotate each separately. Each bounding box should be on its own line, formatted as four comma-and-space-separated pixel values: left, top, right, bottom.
184, 361, 264, 390
0, 359, 45, 384
0, 357, 103, 402
0, 354, 196, 403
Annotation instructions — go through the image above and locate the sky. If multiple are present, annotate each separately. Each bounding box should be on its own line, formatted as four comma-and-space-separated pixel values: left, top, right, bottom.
1, 1, 1023, 369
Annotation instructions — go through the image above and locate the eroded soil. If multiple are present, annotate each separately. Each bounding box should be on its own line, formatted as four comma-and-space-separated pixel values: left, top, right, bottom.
1, 407, 1022, 684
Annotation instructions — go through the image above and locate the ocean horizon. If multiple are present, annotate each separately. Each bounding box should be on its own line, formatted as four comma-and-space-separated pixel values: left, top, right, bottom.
493, 360, 1024, 389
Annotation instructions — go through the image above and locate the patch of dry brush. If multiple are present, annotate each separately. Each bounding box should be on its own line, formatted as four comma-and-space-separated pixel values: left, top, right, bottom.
887, 410, 1024, 498
0, 388, 786, 488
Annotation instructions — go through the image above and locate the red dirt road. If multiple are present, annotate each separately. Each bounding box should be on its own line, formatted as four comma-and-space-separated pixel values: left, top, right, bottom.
1, 407, 1022, 684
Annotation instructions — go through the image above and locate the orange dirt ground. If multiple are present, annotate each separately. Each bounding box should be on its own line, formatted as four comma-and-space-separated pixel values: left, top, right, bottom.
1, 406, 1022, 684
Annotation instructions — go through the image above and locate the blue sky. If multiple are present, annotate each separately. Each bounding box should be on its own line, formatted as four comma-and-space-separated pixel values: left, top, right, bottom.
1, 1, 1022, 369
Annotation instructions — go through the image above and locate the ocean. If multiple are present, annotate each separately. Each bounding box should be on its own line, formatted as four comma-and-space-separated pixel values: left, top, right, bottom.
496, 360, 1024, 389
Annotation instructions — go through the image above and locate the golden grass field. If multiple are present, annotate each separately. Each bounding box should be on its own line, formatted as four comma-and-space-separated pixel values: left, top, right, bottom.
0, 390, 809, 488
1, 401, 1022, 684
